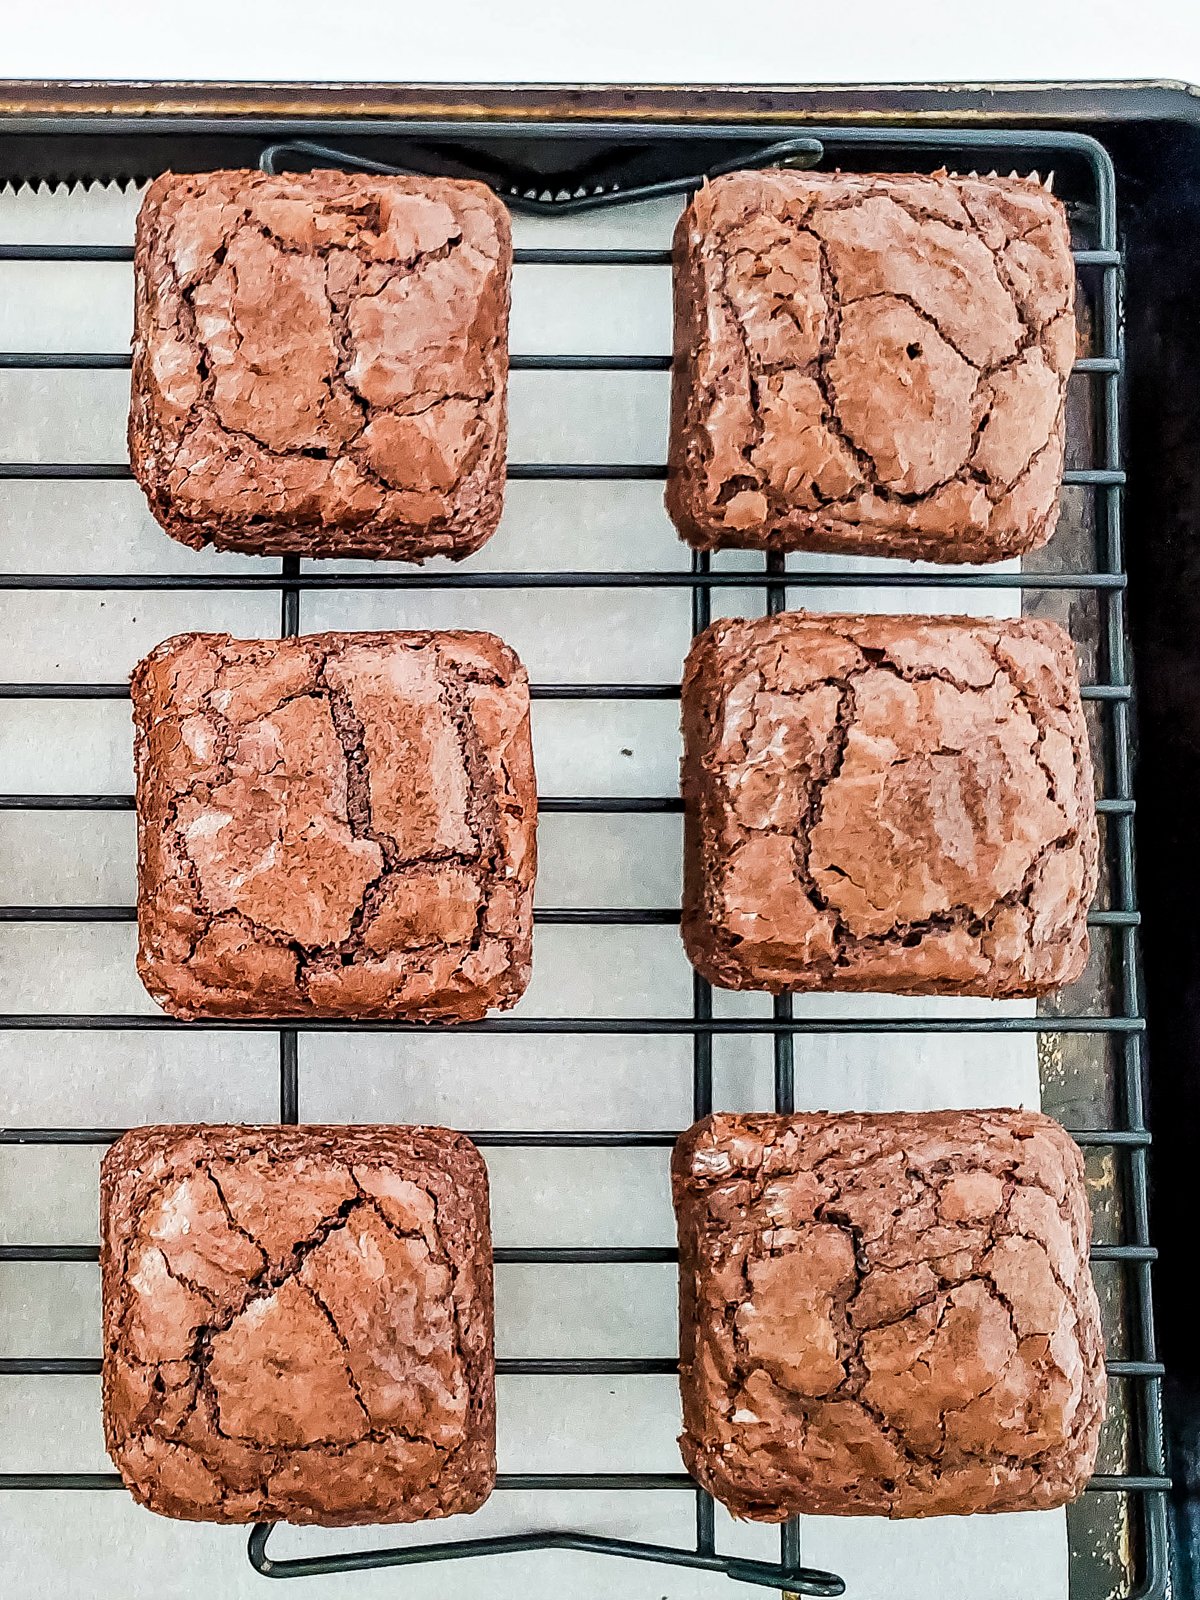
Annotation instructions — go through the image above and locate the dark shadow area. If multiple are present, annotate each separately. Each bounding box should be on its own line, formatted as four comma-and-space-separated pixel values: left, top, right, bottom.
1109, 114, 1200, 1600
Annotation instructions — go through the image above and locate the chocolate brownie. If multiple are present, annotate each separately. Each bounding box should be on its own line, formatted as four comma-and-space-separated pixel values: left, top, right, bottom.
132, 630, 536, 1020
673, 1110, 1105, 1520
130, 170, 510, 560
667, 170, 1076, 562
681, 611, 1097, 997
101, 1124, 495, 1524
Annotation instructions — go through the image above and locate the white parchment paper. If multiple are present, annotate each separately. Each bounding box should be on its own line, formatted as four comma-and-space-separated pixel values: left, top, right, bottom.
0, 180, 1067, 1600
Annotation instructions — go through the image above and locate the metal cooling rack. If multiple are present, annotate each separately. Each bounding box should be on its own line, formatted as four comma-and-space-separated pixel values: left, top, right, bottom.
0, 119, 1170, 1598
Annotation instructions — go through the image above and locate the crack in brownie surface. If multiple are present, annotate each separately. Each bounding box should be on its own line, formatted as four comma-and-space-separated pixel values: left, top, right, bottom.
132, 630, 536, 1020
101, 1124, 495, 1524
667, 171, 1076, 562
673, 1110, 1106, 1520
129, 170, 510, 559
681, 612, 1098, 996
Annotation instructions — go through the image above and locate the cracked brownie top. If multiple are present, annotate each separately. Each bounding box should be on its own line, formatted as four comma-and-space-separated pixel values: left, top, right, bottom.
129, 170, 510, 560
101, 1123, 495, 1524
673, 1109, 1105, 1520
132, 630, 536, 1021
667, 170, 1076, 562
681, 611, 1098, 997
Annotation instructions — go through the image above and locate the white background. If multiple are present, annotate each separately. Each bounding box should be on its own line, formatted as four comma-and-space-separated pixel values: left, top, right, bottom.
1, 0, 1200, 88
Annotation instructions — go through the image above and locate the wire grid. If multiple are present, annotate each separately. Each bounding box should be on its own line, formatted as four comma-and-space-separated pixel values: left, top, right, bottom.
0, 120, 1170, 1597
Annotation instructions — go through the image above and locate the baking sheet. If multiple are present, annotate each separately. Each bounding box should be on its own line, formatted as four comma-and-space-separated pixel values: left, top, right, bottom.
0, 179, 1067, 1600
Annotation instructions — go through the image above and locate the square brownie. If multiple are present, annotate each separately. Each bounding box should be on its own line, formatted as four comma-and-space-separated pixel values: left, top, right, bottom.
673, 1110, 1105, 1520
667, 170, 1076, 562
130, 170, 510, 560
681, 611, 1098, 997
132, 629, 536, 1020
102, 1124, 495, 1524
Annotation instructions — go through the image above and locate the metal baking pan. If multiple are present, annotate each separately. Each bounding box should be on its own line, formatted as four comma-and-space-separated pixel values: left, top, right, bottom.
1, 79, 1193, 1600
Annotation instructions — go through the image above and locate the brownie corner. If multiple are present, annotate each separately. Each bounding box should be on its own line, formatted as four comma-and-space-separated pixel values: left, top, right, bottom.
677, 908, 753, 994
680, 613, 746, 699
455, 175, 513, 247
129, 630, 214, 706
132, 168, 184, 242
417, 1124, 492, 1211
670, 1113, 719, 1191
100, 1122, 185, 1206
439, 625, 528, 688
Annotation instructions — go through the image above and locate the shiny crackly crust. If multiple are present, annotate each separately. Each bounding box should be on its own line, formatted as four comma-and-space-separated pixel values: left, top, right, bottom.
129, 169, 510, 560
132, 630, 536, 1021
681, 611, 1098, 997
667, 170, 1075, 562
673, 1110, 1106, 1520
101, 1124, 495, 1525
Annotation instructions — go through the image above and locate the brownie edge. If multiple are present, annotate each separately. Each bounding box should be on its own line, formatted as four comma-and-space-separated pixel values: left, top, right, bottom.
101, 1124, 496, 1524
672, 1110, 1106, 1520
